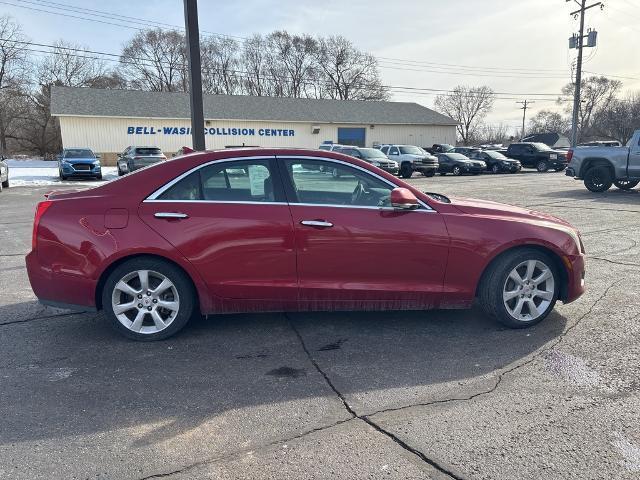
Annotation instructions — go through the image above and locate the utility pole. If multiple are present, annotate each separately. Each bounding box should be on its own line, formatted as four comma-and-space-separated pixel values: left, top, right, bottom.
517, 100, 534, 140
183, 0, 206, 151
567, 0, 603, 147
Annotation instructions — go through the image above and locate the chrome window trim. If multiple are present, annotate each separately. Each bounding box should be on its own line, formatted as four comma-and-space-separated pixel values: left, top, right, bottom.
145, 156, 279, 201
144, 154, 436, 213
276, 155, 434, 212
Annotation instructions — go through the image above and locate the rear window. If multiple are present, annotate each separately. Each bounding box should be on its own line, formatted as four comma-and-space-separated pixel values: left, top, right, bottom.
136, 148, 162, 155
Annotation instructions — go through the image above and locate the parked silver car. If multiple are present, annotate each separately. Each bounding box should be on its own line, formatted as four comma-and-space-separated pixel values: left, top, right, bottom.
0, 155, 9, 192
117, 146, 167, 176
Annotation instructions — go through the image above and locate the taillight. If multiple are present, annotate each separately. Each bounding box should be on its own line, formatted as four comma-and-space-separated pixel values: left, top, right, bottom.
567, 149, 574, 162
32, 200, 53, 251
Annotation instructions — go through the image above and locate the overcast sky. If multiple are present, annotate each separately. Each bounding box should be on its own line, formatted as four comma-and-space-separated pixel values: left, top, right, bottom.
4, 0, 639, 131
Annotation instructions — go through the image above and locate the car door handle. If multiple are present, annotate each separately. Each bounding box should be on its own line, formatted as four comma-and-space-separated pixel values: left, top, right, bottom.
154, 212, 189, 219
300, 220, 333, 228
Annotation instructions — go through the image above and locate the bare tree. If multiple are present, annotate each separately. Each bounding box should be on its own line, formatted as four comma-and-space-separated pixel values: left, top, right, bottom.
596, 92, 640, 145
559, 76, 622, 142
241, 34, 271, 96
528, 110, 571, 135
119, 29, 187, 92
473, 123, 514, 145
201, 36, 241, 95
314, 36, 388, 101
434, 86, 495, 145
0, 15, 30, 154
266, 31, 317, 98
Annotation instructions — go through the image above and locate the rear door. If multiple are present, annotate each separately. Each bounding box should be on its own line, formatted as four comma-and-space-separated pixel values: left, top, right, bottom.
139, 157, 298, 308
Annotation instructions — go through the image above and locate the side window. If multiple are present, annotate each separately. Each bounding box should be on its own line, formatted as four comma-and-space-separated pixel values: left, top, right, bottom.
157, 159, 278, 202
380, 146, 389, 155
284, 159, 396, 208
389, 147, 399, 156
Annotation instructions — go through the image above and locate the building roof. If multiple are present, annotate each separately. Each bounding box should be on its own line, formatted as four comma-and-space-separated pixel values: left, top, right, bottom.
51, 86, 458, 126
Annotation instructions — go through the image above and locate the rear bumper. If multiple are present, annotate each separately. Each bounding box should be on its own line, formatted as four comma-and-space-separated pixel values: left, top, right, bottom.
26, 251, 98, 309
563, 253, 586, 304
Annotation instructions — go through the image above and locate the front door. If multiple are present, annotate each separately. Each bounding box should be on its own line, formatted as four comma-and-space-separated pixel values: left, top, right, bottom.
627, 135, 640, 178
277, 156, 450, 310
139, 157, 297, 309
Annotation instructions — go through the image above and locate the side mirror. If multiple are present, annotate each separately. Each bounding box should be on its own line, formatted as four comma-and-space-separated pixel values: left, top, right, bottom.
390, 188, 419, 210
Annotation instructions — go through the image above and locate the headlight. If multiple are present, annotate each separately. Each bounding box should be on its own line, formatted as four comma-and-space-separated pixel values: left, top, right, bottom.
369, 161, 381, 166
550, 154, 558, 159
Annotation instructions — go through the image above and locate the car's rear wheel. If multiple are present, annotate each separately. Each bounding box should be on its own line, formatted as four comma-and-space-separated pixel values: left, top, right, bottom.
614, 179, 639, 190
102, 257, 196, 341
536, 160, 549, 172
400, 163, 413, 179
452, 166, 462, 176
584, 166, 613, 192
478, 248, 559, 328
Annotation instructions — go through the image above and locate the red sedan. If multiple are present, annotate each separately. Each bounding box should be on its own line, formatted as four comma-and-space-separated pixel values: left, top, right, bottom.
26, 148, 586, 341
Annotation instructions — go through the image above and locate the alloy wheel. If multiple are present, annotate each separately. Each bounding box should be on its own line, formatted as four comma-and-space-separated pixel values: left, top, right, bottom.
111, 269, 180, 334
502, 260, 555, 322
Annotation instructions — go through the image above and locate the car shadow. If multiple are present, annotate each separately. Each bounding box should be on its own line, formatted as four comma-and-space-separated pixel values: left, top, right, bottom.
0, 303, 566, 446
536, 186, 640, 207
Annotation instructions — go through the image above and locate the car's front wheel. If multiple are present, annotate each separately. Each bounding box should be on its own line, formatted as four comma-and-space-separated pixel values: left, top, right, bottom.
452, 166, 462, 176
492, 164, 501, 174
400, 163, 413, 179
1, 177, 8, 188
102, 257, 196, 341
536, 160, 549, 172
584, 166, 613, 192
478, 248, 559, 328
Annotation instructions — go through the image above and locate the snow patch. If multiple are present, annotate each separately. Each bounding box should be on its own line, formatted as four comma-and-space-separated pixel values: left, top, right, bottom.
7, 159, 117, 186
612, 433, 640, 473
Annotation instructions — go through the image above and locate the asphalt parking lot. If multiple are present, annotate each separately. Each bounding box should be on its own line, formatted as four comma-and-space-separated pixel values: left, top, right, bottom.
1, 171, 639, 480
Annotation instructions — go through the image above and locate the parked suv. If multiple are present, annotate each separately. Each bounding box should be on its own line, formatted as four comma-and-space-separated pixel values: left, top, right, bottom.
58, 148, 102, 180
336, 146, 399, 175
380, 144, 439, 178
117, 146, 167, 175
506, 142, 568, 172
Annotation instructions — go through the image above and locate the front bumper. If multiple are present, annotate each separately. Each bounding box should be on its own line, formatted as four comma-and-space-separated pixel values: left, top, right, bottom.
414, 164, 439, 173
61, 162, 101, 177
380, 165, 399, 174
563, 253, 586, 304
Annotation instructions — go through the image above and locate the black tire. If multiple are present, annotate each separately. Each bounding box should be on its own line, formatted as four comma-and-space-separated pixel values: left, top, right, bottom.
60, 171, 67, 181
400, 163, 413, 179
0, 181, 2, 192
102, 257, 197, 341
422, 170, 435, 178
117, 165, 124, 176
1, 177, 7, 188
478, 248, 559, 329
614, 179, 639, 190
452, 166, 462, 176
491, 164, 501, 174
555, 166, 567, 172
96, 173, 103, 180
536, 160, 549, 173
584, 166, 613, 192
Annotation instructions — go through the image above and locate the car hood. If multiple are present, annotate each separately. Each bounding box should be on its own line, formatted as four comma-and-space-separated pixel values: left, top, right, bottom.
449, 196, 573, 227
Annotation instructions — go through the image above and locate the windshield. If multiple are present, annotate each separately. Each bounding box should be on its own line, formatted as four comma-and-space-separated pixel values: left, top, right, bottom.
64, 149, 94, 159
399, 146, 423, 155
486, 151, 508, 160
136, 147, 162, 155
360, 148, 388, 159
439, 144, 454, 152
531, 143, 553, 151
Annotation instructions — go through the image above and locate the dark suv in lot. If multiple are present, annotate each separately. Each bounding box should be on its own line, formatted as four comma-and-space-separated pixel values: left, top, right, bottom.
117, 146, 167, 175
506, 142, 568, 172
336, 146, 399, 174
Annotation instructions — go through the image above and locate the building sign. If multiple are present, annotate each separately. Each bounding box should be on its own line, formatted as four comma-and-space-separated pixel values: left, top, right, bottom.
126, 126, 295, 137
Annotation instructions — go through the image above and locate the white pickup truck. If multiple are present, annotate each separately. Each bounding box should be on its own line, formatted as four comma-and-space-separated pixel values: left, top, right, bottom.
566, 129, 640, 192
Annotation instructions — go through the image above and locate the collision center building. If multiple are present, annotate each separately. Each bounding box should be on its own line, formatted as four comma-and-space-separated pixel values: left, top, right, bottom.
51, 86, 458, 165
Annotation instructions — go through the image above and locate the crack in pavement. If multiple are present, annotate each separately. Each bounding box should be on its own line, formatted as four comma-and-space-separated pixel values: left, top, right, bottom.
589, 256, 640, 268
0, 253, 27, 257
285, 313, 464, 480
136, 418, 357, 480
0, 310, 87, 326
365, 278, 624, 421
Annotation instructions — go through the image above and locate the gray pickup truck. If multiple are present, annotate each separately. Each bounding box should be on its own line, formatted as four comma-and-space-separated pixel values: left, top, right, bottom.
566, 129, 640, 192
